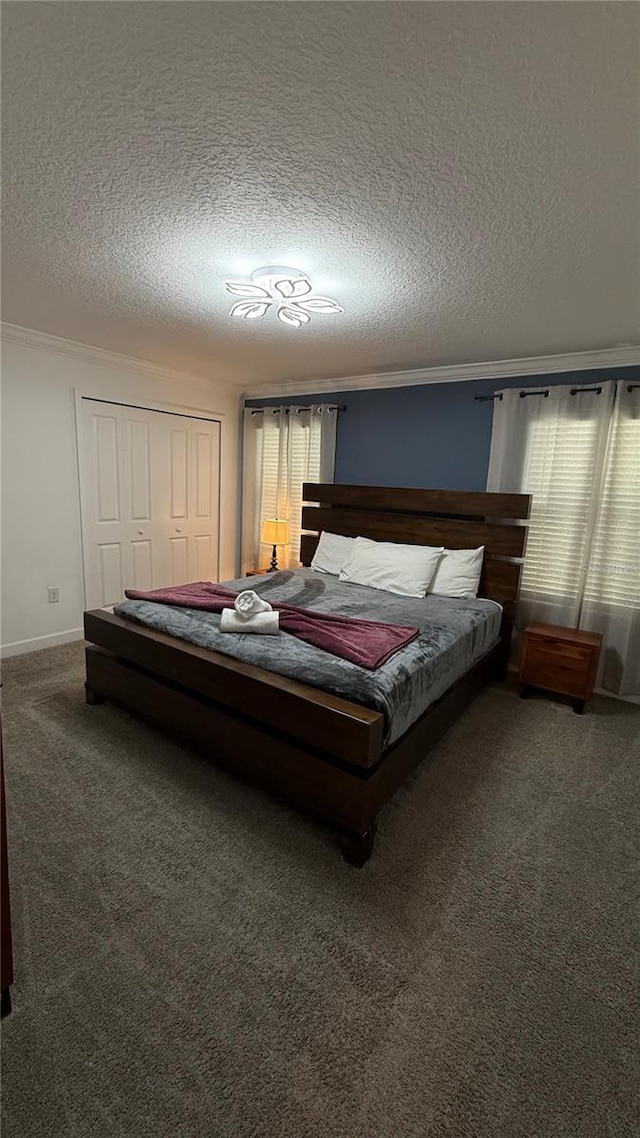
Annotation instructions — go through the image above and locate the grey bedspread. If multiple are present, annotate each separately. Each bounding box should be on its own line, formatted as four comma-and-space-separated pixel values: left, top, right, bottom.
114, 569, 502, 747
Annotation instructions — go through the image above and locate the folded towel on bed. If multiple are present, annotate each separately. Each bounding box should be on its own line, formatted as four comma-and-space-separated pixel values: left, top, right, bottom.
220, 608, 279, 635
124, 583, 418, 669
234, 589, 273, 620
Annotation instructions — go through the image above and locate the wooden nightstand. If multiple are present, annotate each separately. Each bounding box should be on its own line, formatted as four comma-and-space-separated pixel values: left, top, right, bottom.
245, 569, 270, 577
519, 622, 602, 714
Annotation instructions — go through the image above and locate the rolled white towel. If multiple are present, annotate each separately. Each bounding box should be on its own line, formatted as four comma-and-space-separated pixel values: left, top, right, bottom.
234, 589, 273, 620
220, 608, 279, 635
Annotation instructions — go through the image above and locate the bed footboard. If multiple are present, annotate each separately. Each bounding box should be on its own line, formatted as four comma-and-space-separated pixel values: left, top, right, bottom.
85, 644, 380, 843
84, 631, 502, 865
84, 609, 384, 770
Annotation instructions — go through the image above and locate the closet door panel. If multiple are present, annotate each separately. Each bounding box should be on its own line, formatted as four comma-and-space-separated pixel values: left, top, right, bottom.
94, 413, 121, 523
123, 408, 162, 589
79, 400, 221, 607
127, 419, 152, 523
189, 420, 221, 582
79, 402, 126, 608
170, 536, 189, 584
195, 534, 214, 582
170, 426, 189, 521
131, 540, 153, 591
97, 543, 124, 608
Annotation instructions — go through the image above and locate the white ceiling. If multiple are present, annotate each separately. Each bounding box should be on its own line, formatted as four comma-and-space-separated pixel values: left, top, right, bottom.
3, 2, 639, 390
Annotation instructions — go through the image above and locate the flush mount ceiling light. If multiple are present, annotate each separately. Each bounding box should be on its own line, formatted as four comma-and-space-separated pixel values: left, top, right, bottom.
224, 266, 343, 328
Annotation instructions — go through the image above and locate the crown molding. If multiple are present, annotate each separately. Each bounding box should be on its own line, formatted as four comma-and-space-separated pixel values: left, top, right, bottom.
4, 325, 637, 399
243, 345, 640, 399
0, 322, 239, 393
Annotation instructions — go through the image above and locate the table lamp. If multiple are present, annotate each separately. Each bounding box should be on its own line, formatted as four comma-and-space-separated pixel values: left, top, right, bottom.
261, 518, 290, 571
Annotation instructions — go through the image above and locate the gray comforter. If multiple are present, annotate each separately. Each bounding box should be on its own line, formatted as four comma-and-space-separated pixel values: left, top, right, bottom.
114, 569, 502, 747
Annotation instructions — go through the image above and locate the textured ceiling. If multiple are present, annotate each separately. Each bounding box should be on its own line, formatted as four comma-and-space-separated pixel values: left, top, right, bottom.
2, 2, 639, 389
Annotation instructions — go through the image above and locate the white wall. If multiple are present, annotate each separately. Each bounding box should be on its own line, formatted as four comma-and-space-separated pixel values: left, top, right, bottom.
1, 327, 241, 656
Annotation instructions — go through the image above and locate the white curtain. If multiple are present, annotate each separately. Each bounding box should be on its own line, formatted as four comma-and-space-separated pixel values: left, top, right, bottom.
241, 404, 337, 573
487, 381, 640, 698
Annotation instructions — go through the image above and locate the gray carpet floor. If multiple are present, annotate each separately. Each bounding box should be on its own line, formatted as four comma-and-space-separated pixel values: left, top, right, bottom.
1, 642, 639, 1138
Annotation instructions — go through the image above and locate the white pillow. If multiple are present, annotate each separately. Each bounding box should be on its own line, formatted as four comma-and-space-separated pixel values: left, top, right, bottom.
339, 537, 444, 598
311, 531, 359, 576
429, 547, 484, 599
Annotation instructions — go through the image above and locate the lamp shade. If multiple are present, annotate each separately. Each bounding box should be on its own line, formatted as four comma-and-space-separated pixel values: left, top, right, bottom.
261, 518, 290, 546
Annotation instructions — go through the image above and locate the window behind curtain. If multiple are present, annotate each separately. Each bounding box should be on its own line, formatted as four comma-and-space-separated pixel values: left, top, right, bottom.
521, 416, 602, 599
242, 405, 336, 572
285, 412, 322, 568
487, 380, 640, 696
521, 399, 640, 609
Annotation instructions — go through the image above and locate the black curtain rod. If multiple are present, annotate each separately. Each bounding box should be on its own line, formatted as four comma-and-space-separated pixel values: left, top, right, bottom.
628, 384, 640, 392
250, 404, 346, 415
479, 385, 609, 403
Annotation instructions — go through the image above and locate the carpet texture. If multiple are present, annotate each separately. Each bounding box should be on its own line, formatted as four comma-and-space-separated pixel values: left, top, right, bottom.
1, 642, 639, 1138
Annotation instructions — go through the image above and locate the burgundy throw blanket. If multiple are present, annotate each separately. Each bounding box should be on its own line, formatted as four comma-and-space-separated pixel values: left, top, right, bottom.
124, 582, 418, 670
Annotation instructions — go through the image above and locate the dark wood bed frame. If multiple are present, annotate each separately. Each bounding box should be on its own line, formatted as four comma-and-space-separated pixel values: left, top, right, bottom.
84, 484, 530, 865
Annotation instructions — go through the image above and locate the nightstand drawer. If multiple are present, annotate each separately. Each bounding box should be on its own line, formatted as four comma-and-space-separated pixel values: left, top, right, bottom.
526, 639, 592, 674
522, 659, 590, 699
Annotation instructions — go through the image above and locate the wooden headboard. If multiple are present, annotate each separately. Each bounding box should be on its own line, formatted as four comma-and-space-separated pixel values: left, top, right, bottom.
300, 483, 531, 637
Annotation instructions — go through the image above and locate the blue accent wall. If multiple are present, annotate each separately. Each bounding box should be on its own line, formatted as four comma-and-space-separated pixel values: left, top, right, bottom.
246, 366, 640, 491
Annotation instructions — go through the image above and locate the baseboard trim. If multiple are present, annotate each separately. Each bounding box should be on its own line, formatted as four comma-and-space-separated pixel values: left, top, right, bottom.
593, 686, 639, 706
1, 627, 85, 659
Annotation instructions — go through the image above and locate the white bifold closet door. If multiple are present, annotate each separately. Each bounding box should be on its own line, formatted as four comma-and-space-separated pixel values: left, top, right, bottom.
78, 399, 221, 609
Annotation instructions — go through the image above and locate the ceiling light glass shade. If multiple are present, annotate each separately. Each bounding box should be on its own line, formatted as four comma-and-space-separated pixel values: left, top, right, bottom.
224, 266, 342, 328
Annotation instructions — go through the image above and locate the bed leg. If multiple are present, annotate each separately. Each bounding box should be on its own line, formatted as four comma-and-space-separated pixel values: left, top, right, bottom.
1, 987, 11, 1019
340, 825, 377, 868
493, 643, 509, 684
85, 684, 104, 706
